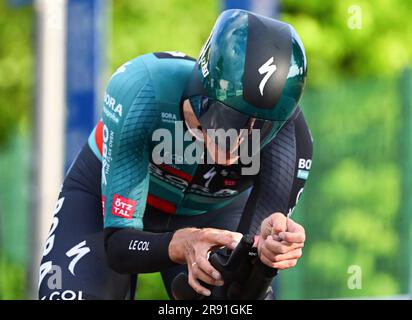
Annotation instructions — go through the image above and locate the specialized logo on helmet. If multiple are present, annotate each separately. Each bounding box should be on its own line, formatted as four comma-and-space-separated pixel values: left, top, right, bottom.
258, 57, 277, 96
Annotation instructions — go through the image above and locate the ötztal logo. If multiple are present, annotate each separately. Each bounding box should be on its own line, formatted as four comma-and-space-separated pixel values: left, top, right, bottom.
111, 194, 136, 219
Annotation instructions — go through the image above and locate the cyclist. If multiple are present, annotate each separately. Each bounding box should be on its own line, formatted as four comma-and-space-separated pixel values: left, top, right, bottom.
38, 9, 312, 300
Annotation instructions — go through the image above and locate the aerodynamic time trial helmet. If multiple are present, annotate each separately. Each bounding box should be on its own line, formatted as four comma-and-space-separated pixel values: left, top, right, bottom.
183, 9, 307, 154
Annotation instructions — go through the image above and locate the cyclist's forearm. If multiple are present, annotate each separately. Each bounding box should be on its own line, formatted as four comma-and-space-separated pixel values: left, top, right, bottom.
104, 228, 177, 274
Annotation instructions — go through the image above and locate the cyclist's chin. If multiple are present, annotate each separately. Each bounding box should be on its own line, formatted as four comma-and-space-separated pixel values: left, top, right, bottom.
205, 147, 240, 166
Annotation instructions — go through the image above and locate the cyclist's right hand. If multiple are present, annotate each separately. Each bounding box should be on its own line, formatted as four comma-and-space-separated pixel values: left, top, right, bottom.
168, 227, 242, 297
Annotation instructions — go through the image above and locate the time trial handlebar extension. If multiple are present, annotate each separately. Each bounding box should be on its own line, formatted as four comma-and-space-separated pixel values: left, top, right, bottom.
171, 234, 278, 300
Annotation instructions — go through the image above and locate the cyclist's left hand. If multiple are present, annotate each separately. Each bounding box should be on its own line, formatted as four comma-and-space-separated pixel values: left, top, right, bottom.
257, 212, 305, 270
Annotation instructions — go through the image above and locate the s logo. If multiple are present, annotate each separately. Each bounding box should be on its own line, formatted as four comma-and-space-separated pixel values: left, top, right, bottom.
258, 57, 277, 96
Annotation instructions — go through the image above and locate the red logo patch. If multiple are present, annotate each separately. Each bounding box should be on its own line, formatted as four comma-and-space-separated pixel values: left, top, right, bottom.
111, 194, 136, 219
102, 195, 106, 217
224, 179, 236, 187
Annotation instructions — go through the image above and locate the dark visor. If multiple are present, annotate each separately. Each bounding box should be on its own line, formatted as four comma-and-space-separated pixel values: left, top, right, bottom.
196, 97, 276, 152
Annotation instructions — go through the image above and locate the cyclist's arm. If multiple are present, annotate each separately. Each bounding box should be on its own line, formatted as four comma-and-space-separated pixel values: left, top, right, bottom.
101, 57, 177, 274
237, 107, 313, 236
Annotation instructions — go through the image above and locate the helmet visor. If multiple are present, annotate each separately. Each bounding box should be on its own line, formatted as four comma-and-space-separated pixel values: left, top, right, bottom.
184, 97, 284, 161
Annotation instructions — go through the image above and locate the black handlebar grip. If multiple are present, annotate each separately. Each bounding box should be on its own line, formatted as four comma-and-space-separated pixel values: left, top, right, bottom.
208, 234, 254, 274
171, 234, 275, 300
171, 235, 253, 300
239, 259, 278, 300
171, 273, 204, 300
223, 234, 255, 269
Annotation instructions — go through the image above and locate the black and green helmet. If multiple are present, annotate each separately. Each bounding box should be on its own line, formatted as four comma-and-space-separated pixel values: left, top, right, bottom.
185, 9, 307, 149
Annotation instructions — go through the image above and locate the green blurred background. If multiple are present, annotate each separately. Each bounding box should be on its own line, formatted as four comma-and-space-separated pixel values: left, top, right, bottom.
1, 0, 412, 299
